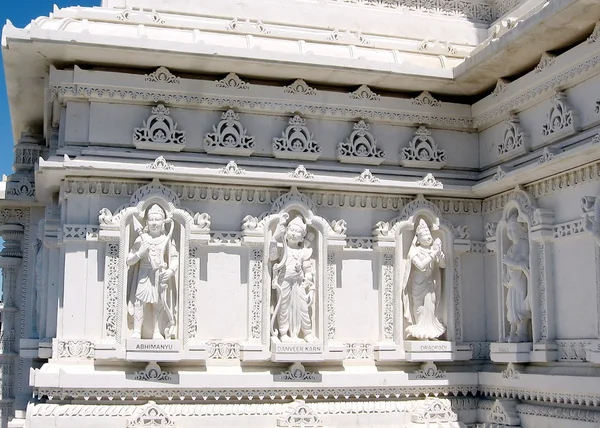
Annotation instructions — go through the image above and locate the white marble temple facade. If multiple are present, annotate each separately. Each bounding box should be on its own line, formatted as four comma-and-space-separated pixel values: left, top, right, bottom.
1, 1, 600, 427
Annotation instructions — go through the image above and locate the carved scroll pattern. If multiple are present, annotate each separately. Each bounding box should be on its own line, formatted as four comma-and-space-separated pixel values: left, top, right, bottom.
251, 249, 263, 340
382, 253, 394, 341
326, 253, 336, 340
453, 256, 463, 343
186, 246, 199, 342
105, 243, 120, 338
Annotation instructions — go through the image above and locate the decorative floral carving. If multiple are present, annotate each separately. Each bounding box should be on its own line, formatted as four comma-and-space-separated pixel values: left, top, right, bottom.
413, 362, 447, 379
133, 362, 174, 382
401, 126, 447, 168
288, 165, 315, 180
278, 400, 321, 427
411, 399, 458, 424
418, 39, 457, 55
127, 401, 174, 427
146, 156, 174, 170
337, 121, 385, 165
557, 340, 590, 361
57, 340, 94, 359
501, 363, 520, 379
218, 160, 246, 175
275, 363, 319, 381
330, 219, 347, 235
349, 85, 380, 101
250, 249, 263, 339
145, 67, 180, 84
207, 342, 241, 359
382, 253, 394, 340
454, 225, 470, 240
326, 253, 336, 340
7, 177, 35, 198
412, 91, 441, 107
133, 104, 186, 151
541, 91, 579, 137
497, 113, 529, 156
345, 343, 373, 359
491, 78, 509, 97
284, 79, 316, 96
216, 73, 249, 90
204, 110, 255, 156
493, 166, 510, 180
593, 134, 600, 144
534, 52, 556, 73
417, 173, 443, 188
538, 147, 561, 164
104, 243, 120, 337
485, 223, 498, 238
274, 116, 321, 160
488, 399, 520, 426
354, 169, 379, 183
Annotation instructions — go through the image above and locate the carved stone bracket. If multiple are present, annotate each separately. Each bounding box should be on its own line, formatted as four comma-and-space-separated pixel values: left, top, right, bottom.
337, 120, 385, 165
401, 126, 447, 168
133, 104, 186, 151
204, 109, 255, 156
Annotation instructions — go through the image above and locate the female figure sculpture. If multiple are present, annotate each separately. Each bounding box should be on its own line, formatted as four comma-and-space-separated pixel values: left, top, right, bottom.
127, 204, 179, 340
502, 214, 531, 343
270, 213, 316, 343
402, 219, 446, 340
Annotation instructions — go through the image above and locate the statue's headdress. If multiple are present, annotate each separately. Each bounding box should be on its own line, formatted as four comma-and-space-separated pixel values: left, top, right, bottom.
416, 218, 431, 237
147, 204, 166, 219
287, 216, 307, 235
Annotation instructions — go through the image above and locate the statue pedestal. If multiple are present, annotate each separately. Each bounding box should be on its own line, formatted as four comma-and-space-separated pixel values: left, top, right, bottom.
404, 341, 454, 362
126, 339, 182, 362
490, 342, 532, 363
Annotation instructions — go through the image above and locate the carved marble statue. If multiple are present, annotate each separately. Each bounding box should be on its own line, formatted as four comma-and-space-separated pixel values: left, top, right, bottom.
270, 213, 317, 343
126, 204, 179, 340
502, 214, 531, 343
402, 219, 446, 340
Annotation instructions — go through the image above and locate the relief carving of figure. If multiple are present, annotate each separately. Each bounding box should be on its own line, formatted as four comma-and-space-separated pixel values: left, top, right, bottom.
126, 204, 179, 340
502, 214, 531, 342
402, 219, 446, 340
270, 213, 317, 343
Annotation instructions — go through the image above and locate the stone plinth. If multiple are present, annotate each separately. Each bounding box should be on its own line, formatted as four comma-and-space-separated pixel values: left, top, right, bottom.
126, 339, 182, 362
490, 342, 533, 363
404, 341, 454, 362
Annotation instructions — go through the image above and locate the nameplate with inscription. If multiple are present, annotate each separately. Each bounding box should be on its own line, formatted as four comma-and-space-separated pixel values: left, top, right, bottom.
405, 341, 453, 353
272, 342, 323, 354
126, 339, 181, 353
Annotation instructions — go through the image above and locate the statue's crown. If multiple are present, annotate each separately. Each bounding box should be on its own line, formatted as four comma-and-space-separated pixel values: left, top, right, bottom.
416, 218, 430, 235
147, 204, 166, 219
288, 216, 306, 232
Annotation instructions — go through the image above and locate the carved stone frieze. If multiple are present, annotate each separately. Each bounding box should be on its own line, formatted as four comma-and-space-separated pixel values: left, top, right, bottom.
283, 79, 316, 96
497, 113, 529, 157
133, 104, 186, 151
216, 72, 249, 90
207, 342, 241, 359
56, 340, 94, 359
412, 91, 441, 107
273, 115, 321, 160
541, 91, 579, 139
145, 67, 180, 84
344, 343, 373, 359
337, 120, 385, 165
401, 126, 446, 168
349, 85, 380, 101
204, 109, 255, 156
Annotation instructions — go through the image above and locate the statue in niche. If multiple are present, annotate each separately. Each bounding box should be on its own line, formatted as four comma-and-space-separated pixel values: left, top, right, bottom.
502, 214, 531, 343
126, 204, 179, 340
270, 213, 317, 343
402, 219, 446, 340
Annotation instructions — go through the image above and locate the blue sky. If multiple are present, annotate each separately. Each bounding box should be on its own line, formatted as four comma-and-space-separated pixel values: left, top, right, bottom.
0, 1, 99, 176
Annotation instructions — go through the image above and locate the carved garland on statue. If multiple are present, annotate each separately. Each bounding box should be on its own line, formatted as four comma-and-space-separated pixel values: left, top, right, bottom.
98, 179, 211, 346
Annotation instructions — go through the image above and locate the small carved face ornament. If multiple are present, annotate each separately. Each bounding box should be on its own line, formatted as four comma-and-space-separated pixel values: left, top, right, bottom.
285, 217, 307, 244
146, 205, 166, 236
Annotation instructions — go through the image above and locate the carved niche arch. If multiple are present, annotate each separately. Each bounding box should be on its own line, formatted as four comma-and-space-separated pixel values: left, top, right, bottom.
373, 195, 462, 360
98, 179, 211, 352
240, 187, 346, 362
495, 186, 554, 347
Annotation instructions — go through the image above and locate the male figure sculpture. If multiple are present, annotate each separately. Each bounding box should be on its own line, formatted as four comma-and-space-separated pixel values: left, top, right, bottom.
127, 204, 179, 340
402, 219, 446, 340
502, 215, 531, 343
270, 213, 316, 343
